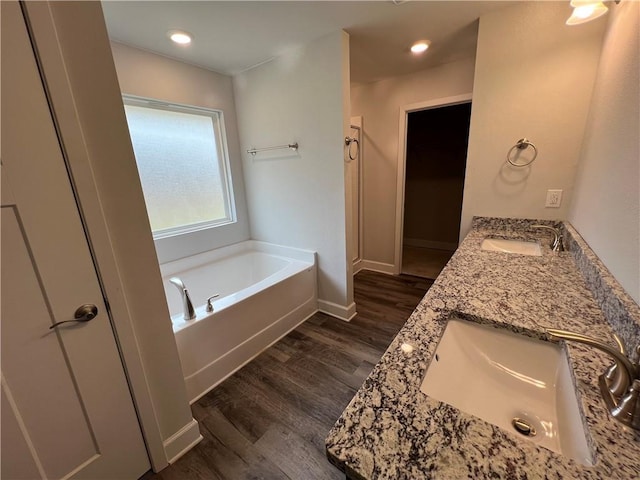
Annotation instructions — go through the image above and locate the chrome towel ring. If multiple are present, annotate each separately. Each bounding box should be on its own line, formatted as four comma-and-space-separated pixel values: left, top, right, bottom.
345, 136, 359, 161
507, 138, 537, 167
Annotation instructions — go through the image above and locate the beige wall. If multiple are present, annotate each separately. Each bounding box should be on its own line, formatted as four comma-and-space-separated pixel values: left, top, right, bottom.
569, 1, 639, 303
110, 42, 250, 263
233, 31, 354, 318
460, 1, 606, 239
351, 57, 475, 265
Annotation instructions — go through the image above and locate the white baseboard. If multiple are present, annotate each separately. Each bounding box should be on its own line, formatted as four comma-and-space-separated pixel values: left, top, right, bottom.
403, 238, 457, 251
353, 259, 364, 274
357, 260, 396, 275
318, 299, 357, 322
163, 418, 202, 465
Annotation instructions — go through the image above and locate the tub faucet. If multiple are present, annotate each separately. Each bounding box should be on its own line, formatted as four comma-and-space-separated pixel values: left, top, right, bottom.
547, 328, 639, 430
206, 294, 219, 313
531, 224, 564, 252
169, 277, 196, 321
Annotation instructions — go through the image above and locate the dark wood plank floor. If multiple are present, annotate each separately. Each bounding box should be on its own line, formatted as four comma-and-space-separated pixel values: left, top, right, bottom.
142, 271, 432, 480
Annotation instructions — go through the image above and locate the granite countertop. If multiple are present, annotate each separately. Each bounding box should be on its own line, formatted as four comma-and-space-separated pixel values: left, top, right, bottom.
326, 217, 640, 479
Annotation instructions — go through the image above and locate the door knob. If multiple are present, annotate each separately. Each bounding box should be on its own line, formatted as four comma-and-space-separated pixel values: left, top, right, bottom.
50, 304, 98, 329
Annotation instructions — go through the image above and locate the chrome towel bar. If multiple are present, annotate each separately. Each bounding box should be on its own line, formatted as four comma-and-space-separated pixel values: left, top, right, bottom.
247, 143, 298, 156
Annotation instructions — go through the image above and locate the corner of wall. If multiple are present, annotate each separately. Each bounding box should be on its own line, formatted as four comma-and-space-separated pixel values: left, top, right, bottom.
30, 1, 199, 470
567, 1, 640, 303
232, 29, 352, 311
461, 1, 606, 240
109, 42, 251, 263
162, 418, 203, 465
341, 29, 354, 306
350, 58, 476, 265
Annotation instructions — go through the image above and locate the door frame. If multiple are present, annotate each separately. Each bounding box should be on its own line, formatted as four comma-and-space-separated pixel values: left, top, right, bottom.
18, 2, 166, 469
350, 116, 364, 268
393, 93, 473, 274
20, 1, 201, 471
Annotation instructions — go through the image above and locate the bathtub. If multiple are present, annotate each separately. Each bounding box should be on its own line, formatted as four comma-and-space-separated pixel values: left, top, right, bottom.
160, 241, 317, 403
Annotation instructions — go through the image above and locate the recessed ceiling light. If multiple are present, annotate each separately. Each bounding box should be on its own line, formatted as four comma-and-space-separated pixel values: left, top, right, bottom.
566, 1, 608, 25
168, 30, 192, 45
411, 41, 430, 54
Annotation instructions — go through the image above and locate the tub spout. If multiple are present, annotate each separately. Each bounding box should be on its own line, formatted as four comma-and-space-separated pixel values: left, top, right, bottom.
169, 277, 196, 321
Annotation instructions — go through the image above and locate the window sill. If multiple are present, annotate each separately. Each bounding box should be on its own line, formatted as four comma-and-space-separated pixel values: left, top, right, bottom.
152, 218, 236, 241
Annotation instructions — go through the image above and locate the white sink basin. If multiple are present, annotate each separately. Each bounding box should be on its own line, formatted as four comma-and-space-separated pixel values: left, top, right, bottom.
420, 319, 593, 465
481, 237, 542, 256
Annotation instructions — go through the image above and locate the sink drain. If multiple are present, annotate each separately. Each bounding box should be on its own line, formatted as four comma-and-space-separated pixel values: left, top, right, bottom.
512, 417, 537, 437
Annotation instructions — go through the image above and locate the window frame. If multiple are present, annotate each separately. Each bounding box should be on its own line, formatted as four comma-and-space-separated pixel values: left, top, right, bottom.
122, 94, 237, 240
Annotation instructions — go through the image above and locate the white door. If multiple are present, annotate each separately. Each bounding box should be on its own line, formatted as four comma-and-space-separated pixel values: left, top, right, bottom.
1, 2, 150, 478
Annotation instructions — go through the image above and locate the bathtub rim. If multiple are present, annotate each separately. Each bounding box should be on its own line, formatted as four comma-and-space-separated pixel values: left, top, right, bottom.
159, 239, 316, 277
159, 240, 317, 333
170, 259, 314, 333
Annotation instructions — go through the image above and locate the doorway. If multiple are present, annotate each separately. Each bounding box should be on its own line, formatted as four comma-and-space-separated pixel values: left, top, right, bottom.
398, 100, 471, 279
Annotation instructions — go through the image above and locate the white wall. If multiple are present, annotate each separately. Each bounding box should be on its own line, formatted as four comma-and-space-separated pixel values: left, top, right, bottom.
110, 42, 250, 263
351, 58, 475, 265
569, 1, 640, 303
460, 1, 606, 239
233, 31, 353, 318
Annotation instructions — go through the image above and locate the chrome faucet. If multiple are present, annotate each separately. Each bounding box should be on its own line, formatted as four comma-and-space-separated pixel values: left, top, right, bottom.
547, 328, 639, 430
531, 224, 564, 252
169, 277, 196, 321
206, 294, 219, 313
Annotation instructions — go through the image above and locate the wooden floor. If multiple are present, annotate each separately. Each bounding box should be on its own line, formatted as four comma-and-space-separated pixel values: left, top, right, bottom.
401, 246, 454, 280
142, 271, 432, 480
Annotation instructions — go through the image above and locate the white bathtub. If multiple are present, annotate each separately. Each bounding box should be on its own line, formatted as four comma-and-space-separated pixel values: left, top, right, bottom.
160, 241, 317, 403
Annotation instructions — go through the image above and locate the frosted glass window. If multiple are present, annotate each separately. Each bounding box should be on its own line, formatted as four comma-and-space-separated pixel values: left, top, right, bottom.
123, 98, 235, 238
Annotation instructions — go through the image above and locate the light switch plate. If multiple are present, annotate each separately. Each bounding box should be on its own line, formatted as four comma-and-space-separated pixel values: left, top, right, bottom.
545, 189, 563, 208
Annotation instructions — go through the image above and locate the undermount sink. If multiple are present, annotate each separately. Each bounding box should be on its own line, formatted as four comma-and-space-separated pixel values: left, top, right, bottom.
481, 237, 542, 256
420, 319, 593, 466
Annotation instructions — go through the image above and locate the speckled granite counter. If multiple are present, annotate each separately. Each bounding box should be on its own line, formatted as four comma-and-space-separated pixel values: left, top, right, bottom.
326, 217, 640, 479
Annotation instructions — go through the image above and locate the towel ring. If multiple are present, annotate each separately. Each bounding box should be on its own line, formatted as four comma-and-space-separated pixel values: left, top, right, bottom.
507, 138, 537, 167
345, 136, 359, 161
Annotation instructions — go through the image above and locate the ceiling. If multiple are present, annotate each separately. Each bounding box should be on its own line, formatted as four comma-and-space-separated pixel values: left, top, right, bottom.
102, 1, 519, 84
